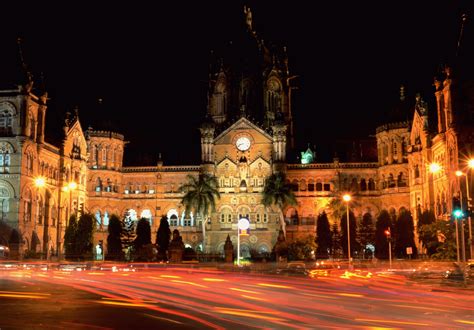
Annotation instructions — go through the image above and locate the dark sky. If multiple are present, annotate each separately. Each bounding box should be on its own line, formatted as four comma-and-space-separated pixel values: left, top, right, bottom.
1, 1, 473, 165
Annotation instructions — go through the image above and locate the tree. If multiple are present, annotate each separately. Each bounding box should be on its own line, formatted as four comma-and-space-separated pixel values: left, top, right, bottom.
375, 210, 392, 259
419, 219, 456, 259
358, 213, 375, 259
330, 222, 342, 258
106, 214, 123, 260
262, 172, 297, 238
394, 210, 417, 258
288, 236, 317, 261
417, 210, 437, 255
76, 213, 94, 259
179, 172, 220, 252
340, 210, 358, 258
316, 212, 331, 258
156, 215, 171, 261
121, 212, 136, 260
64, 214, 77, 260
133, 218, 152, 261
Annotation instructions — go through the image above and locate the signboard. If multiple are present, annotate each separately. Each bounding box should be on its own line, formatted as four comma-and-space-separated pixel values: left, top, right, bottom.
239, 228, 250, 236
406, 247, 413, 255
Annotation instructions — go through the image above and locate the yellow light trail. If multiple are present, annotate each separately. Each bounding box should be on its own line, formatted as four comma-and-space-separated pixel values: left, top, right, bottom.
144, 313, 183, 324
337, 293, 365, 298
257, 283, 293, 289
241, 294, 267, 301
355, 318, 429, 326
0, 293, 47, 299
96, 300, 148, 308
171, 280, 207, 288
389, 304, 450, 312
160, 275, 182, 279
202, 278, 226, 282
455, 320, 474, 325
229, 288, 260, 294
0, 290, 50, 296
215, 308, 284, 322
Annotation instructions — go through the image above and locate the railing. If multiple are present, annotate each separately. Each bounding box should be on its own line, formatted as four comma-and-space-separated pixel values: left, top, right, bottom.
287, 162, 378, 169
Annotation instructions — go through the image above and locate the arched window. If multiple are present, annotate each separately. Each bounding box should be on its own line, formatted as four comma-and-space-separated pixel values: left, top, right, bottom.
368, 178, 375, 191
95, 211, 102, 228
169, 214, 178, 226
397, 172, 406, 187
266, 79, 281, 113
383, 143, 388, 165
95, 177, 102, 192
388, 173, 395, 188
102, 211, 109, 226
414, 165, 420, 179
140, 209, 152, 225
351, 178, 358, 191
291, 179, 299, 192
0, 105, 13, 135
24, 189, 32, 222
360, 179, 367, 191
308, 179, 315, 192
392, 140, 398, 161
316, 181, 323, 192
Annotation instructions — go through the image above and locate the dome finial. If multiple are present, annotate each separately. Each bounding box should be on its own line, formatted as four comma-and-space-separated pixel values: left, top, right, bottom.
399, 85, 405, 101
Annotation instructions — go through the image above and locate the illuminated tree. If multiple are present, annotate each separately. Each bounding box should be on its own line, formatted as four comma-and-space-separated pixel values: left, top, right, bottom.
417, 209, 437, 255
180, 172, 220, 253
262, 172, 297, 238
316, 212, 331, 258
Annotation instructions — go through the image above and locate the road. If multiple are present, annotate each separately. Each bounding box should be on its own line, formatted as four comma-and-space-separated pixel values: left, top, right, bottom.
0, 264, 473, 329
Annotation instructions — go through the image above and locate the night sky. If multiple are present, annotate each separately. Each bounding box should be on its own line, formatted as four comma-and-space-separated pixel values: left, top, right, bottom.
1, 1, 473, 165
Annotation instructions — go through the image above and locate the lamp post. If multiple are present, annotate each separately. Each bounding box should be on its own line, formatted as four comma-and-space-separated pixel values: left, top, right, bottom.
385, 228, 392, 269
456, 170, 466, 262
237, 217, 250, 266
342, 194, 352, 269
468, 159, 474, 259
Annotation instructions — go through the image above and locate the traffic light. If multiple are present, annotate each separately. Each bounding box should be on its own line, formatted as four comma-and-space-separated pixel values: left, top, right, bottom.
452, 196, 463, 218
384, 227, 391, 239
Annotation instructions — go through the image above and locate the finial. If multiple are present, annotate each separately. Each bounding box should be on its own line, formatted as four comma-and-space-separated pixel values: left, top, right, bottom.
98, 98, 103, 105
244, 6, 253, 30
399, 85, 405, 101
456, 13, 468, 57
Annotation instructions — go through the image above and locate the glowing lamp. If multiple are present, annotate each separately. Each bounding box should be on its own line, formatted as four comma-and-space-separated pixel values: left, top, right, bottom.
34, 177, 46, 187
453, 209, 463, 218
455, 170, 463, 177
343, 194, 351, 202
429, 163, 441, 173
468, 159, 474, 169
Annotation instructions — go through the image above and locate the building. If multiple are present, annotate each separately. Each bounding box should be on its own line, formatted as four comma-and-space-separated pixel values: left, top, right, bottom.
0, 8, 472, 259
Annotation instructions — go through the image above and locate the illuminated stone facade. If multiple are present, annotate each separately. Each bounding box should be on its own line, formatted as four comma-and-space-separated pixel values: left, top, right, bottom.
0, 9, 472, 259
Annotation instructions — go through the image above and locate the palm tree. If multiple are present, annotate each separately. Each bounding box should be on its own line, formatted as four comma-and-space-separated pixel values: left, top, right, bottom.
179, 172, 220, 252
262, 172, 297, 238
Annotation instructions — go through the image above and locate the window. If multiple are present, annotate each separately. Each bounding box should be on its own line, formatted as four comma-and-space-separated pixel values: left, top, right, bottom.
368, 178, 375, 191
169, 214, 178, 226
316, 182, 323, 191
308, 180, 315, 191
0, 106, 13, 134
323, 183, 330, 191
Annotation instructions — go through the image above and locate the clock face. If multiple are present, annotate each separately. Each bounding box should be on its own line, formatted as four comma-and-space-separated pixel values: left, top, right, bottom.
236, 137, 251, 151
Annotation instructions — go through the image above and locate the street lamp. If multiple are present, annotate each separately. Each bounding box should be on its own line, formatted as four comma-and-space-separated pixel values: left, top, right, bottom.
384, 228, 392, 269
468, 159, 474, 259
342, 194, 352, 269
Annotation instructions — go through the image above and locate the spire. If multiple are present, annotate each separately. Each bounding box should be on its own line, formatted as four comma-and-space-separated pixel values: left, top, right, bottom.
243, 6, 253, 31
17, 37, 33, 92
456, 13, 468, 57
399, 85, 405, 101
